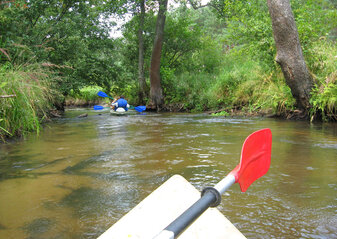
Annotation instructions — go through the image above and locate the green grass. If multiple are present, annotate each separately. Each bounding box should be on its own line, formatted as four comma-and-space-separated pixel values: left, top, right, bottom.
308, 39, 337, 121
0, 64, 62, 141
310, 77, 337, 121
167, 54, 296, 115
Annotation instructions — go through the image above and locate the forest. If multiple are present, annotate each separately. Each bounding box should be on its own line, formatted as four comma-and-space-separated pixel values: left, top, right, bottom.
0, 0, 336, 141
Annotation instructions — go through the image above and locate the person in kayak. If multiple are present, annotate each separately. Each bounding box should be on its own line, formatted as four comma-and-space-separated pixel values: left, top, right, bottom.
111, 95, 129, 111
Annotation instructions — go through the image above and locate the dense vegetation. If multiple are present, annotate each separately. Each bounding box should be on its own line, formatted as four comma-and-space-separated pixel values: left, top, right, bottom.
0, 0, 336, 141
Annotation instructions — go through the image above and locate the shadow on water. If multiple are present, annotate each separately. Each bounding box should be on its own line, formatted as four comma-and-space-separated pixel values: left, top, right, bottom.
0, 157, 70, 181
61, 148, 169, 185
62, 150, 115, 172
59, 186, 138, 218
22, 218, 55, 239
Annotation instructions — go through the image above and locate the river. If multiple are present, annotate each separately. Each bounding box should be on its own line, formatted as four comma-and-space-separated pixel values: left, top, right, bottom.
0, 108, 336, 239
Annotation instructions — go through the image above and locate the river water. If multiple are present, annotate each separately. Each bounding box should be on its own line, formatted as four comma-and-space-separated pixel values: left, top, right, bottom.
0, 108, 336, 239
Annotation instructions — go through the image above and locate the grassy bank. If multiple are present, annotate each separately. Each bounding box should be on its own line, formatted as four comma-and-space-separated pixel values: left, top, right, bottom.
0, 64, 63, 142
164, 54, 295, 115
164, 39, 336, 121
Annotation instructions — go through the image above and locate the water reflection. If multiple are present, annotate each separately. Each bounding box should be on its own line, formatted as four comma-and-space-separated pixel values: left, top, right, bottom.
0, 110, 336, 238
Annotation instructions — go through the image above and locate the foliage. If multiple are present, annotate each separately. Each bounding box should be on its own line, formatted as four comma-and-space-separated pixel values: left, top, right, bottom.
121, 10, 156, 80
0, 64, 63, 141
210, 0, 336, 69
207, 0, 336, 119
162, 7, 203, 70
0, 0, 121, 94
121, 6, 205, 76
1, 0, 336, 126
210, 0, 275, 68
291, 0, 337, 52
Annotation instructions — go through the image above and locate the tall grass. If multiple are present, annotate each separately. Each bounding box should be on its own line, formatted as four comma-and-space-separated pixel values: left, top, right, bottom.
0, 64, 62, 141
163, 71, 220, 112
168, 54, 296, 115
308, 40, 337, 121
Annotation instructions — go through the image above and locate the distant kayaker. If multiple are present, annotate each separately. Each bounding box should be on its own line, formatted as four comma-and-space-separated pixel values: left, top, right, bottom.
111, 95, 129, 111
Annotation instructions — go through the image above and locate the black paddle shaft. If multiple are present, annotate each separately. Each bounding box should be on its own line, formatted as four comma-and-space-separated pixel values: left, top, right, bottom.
163, 187, 221, 238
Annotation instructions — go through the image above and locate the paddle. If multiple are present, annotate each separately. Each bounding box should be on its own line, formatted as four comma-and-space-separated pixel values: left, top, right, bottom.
96, 91, 147, 113
97, 91, 114, 100
133, 106, 147, 112
154, 128, 272, 239
93, 105, 106, 110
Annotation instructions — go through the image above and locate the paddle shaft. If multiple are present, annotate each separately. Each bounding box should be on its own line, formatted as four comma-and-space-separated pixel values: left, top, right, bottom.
154, 174, 236, 239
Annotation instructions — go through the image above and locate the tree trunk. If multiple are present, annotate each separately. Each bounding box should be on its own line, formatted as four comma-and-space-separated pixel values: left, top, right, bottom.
138, 0, 146, 104
150, 0, 168, 110
267, 0, 313, 111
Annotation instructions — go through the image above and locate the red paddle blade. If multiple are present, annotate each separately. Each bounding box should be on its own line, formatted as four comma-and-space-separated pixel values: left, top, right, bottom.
231, 128, 272, 192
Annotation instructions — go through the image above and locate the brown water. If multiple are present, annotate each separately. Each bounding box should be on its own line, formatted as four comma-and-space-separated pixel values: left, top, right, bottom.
0, 108, 336, 239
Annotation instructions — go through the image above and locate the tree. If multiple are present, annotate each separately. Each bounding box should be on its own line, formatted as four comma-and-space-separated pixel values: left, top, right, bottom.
0, 0, 122, 94
138, 0, 147, 104
149, 0, 168, 110
267, 0, 313, 112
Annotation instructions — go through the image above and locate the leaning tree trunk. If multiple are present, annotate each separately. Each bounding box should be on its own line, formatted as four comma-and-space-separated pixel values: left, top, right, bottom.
267, 0, 313, 112
149, 0, 168, 110
138, 0, 146, 104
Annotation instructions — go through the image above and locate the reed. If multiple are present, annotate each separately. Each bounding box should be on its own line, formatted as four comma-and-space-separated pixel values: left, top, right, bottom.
0, 64, 61, 141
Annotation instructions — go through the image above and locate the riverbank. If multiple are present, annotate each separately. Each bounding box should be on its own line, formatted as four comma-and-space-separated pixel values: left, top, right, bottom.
1, 84, 333, 139
145, 103, 316, 121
